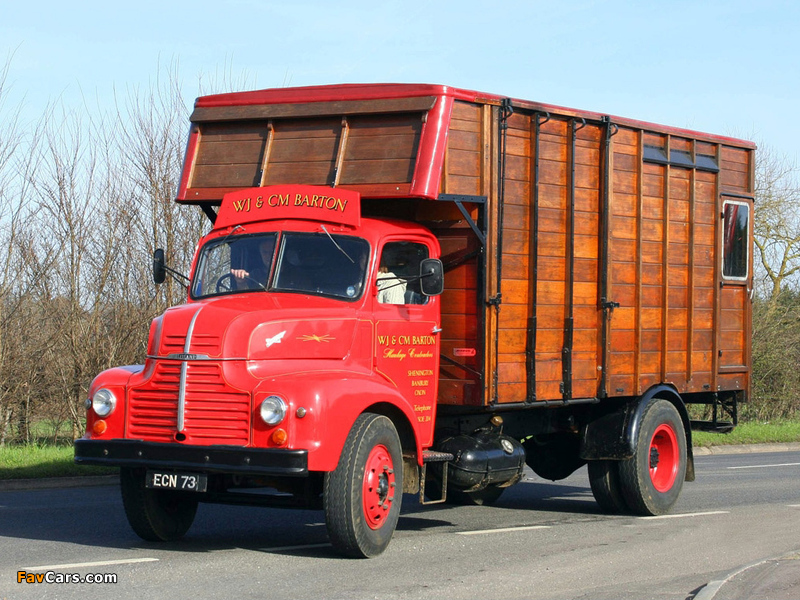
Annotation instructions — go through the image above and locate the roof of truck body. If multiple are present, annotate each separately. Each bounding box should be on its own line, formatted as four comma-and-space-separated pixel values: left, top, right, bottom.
193, 83, 755, 149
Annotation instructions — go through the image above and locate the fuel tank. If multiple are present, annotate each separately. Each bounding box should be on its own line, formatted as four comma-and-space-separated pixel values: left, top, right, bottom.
437, 428, 526, 492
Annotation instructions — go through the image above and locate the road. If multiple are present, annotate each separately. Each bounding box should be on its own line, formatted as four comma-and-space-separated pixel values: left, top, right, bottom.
1, 451, 799, 599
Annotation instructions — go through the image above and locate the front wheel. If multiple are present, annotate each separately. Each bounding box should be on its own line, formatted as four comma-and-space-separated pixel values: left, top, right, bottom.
618, 399, 687, 516
324, 413, 403, 558
120, 468, 198, 541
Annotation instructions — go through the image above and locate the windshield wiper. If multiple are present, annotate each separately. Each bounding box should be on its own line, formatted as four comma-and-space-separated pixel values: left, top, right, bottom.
321, 225, 354, 263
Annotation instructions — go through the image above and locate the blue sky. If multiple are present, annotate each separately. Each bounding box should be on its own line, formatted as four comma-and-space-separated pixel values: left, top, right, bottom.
2, 0, 798, 160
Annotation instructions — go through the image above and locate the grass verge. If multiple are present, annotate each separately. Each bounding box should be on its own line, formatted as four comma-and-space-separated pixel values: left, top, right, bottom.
2, 420, 800, 480
692, 420, 800, 447
0, 444, 117, 480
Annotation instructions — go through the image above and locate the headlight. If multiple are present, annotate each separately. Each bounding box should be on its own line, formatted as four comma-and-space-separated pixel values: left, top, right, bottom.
92, 388, 117, 417
260, 395, 287, 426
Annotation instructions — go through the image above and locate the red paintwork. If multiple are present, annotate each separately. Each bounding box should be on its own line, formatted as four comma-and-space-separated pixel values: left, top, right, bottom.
649, 423, 680, 493
81, 366, 143, 441
216, 186, 362, 229
362, 443, 395, 530
84, 186, 441, 472
409, 94, 454, 200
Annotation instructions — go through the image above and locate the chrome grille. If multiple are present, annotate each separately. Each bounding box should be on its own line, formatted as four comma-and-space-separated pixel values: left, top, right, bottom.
159, 332, 222, 357
128, 361, 249, 445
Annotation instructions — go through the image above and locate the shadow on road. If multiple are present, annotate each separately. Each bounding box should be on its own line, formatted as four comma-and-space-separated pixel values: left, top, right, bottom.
0, 471, 609, 558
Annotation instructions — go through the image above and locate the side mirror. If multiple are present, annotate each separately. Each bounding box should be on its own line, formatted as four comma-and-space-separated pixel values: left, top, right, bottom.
419, 258, 444, 296
153, 248, 166, 285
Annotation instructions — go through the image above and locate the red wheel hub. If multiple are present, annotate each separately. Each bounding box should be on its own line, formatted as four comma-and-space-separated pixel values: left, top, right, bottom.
362, 444, 396, 530
649, 423, 679, 492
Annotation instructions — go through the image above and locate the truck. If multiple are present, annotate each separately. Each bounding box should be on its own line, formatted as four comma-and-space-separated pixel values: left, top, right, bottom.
75, 84, 754, 557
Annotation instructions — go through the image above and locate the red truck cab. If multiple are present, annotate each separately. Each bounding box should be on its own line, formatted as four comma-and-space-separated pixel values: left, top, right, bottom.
76, 184, 444, 557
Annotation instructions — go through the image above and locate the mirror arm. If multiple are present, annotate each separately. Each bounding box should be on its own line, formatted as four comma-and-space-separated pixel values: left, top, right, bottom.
163, 264, 190, 285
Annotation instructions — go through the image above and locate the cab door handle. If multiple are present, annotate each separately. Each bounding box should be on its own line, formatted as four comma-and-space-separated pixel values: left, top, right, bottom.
432, 327, 443, 334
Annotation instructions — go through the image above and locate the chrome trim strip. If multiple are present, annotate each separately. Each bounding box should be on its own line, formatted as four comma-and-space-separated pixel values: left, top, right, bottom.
168, 352, 210, 361
146, 355, 245, 361
177, 308, 203, 432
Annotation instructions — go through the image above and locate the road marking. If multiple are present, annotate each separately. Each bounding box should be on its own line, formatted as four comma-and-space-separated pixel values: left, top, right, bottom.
788, 504, 800, 508
457, 525, 551, 536
727, 462, 800, 470
640, 510, 729, 520
543, 496, 593, 502
260, 543, 332, 553
24, 558, 159, 570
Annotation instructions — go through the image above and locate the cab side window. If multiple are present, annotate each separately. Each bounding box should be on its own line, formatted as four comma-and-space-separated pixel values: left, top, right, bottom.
377, 242, 429, 305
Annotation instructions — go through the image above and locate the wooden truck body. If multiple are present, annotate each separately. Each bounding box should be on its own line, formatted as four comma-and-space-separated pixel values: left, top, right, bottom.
76, 84, 754, 557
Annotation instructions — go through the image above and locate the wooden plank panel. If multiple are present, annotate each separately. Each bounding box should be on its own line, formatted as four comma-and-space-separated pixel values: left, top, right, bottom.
449, 129, 480, 151
195, 139, 265, 165
539, 139, 567, 162
720, 168, 748, 191
270, 137, 339, 163
264, 163, 333, 185
344, 134, 419, 161
539, 183, 568, 210
339, 159, 415, 184
612, 127, 639, 148
539, 232, 566, 257
448, 149, 482, 176
500, 278, 529, 303
505, 134, 530, 157
721, 286, 745, 309
538, 256, 566, 281
502, 253, 528, 279
192, 164, 261, 188
441, 314, 479, 338
446, 175, 481, 195
613, 192, 638, 217
539, 159, 568, 186
503, 229, 530, 256
505, 155, 531, 182
348, 114, 423, 135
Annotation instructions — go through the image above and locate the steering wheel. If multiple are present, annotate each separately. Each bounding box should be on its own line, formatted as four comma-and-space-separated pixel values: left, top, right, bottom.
216, 273, 266, 293
216, 273, 237, 293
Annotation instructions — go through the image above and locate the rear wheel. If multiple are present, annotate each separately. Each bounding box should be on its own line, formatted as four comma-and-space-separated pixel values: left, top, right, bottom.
120, 467, 198, 541
618, 399, 687, 515
324, 413, 403, 558
588, 460, 628, 513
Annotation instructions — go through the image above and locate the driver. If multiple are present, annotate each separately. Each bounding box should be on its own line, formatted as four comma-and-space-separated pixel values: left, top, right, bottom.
231, 239, 273, 289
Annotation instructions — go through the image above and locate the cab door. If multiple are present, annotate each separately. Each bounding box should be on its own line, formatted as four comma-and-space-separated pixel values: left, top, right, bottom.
373, 239, 441, 448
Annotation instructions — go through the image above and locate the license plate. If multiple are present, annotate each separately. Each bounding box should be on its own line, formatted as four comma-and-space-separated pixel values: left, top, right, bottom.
146, 470, 207, 493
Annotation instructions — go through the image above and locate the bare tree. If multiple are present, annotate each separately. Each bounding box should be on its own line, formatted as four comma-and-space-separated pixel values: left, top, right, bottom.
0, 54, 38, 444
116, 61, 206, 314
753, 145, 800, 301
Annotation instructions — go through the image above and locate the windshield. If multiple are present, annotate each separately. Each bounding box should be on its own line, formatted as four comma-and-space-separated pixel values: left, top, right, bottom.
273, 232, 370, 299
191, 231, 370, 301
192, 233, 278, 298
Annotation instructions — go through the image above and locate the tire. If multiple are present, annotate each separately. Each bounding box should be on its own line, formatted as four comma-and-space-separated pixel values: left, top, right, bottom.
324, 413, 403, 558
120, 467, 198, 542
588, 460, 628, 513
618, 399, 687, 516
446, 485, 505, 506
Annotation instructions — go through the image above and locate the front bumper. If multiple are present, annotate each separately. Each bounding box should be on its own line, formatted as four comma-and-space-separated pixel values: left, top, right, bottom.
74, 439, 308, 477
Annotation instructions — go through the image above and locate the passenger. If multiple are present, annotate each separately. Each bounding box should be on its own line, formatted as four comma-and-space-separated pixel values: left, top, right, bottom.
376, 259, 406, 304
